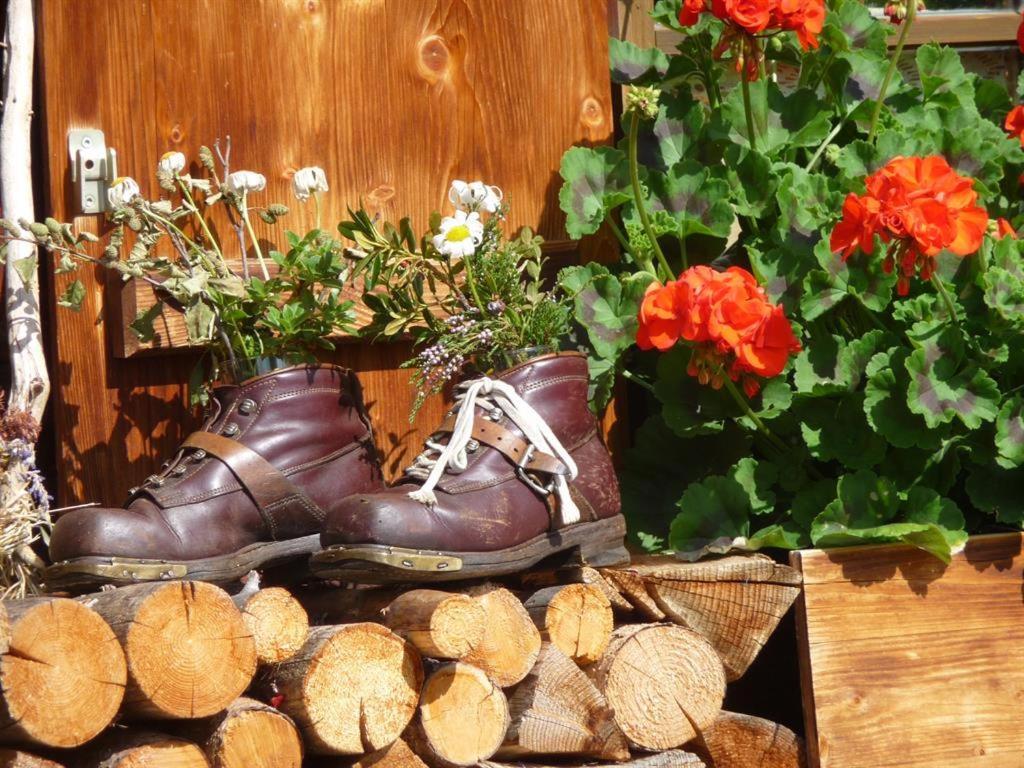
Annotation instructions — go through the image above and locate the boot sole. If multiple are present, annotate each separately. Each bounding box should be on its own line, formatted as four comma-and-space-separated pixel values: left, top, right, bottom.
43, 534, 322, 592
309, 515, 630, 584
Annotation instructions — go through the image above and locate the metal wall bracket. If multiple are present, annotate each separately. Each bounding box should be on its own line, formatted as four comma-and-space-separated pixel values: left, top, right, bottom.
68, 129, 117, 214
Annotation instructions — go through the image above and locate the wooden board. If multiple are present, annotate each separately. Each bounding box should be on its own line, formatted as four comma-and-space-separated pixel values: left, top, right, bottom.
36, 0, 614, 504
791, 533, 1024, 768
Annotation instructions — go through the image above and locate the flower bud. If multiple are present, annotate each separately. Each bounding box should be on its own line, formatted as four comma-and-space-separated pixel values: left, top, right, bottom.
625, 85, 661, 120
28, 222, 50, 239
107, 177, 140, 209
267, 203, 290, 216
292, 166, 328, 202
224, 171, 267, 196
198, 145, 216, 172
158, 151, 186, 175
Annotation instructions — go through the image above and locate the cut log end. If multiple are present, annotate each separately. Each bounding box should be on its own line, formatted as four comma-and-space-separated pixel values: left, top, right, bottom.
206, 699, 303, 768
416, 662, 510, 767
462, 585, 541, 687
352, 739, 428, 768
86, 581, 257, 720
525, 583, 613, 665
482, 751, 707, 768
239, 587, 309, 665
83, 731, 209, 768
0, 749, 66, 768
272, 623, 423, 755
384, 589, 485, 660
590, 624, 726, 751
502, 643, 628, 762
695, 711, 806, 768
0, 598, 126, 748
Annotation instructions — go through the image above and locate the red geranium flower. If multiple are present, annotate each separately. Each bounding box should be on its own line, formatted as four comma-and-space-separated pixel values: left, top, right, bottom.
711, 0, 771, 33
830, 155, 988, 295
997, 218, 1017, 239
636, 280, 687, 352
1005, 105, 1024, 147
679, 0, 707, 26
772, 0, 825, 49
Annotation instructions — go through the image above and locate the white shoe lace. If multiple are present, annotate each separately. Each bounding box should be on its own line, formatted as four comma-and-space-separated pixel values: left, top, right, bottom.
406, 376, 581, 525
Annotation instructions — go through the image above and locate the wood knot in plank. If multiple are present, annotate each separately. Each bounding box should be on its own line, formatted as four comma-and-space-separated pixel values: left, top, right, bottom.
418, 35, 450, 83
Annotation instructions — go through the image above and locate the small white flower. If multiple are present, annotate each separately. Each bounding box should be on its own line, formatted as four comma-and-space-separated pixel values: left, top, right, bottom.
158, 151, 186, 175
224, 170, 267, 196
292, 166, 329, 202
448, 179, 503, 214
432, 210, 484, 258
107, 177, 140, 209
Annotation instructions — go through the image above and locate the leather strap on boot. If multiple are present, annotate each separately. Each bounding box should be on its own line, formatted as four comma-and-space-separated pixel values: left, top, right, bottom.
181, 432, 325, 537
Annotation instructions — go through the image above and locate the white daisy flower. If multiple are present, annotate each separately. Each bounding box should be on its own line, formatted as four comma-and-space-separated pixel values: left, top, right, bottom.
158, 151, 186, 175
107, 177, 140, 209
432, 210, 484, 258
292, 166, 329, 201
448, 179, 503, 214
224, 170, 267, 196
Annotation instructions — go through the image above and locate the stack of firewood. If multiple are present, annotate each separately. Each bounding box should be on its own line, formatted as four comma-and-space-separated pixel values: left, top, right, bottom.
0, 555, 804, 768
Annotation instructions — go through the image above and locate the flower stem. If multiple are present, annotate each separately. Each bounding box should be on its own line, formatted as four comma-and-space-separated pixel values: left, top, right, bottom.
931, 273, 960, 328
628, 110, 673, 282
806, 112, 848, 172
867, 2, 915, 143
719, 371, 788, 453
740, 74, 759, 154
313, 192, 322, 232
459, 251, 488, 318
239, 193, 270, 281
607, 216, 630, 251
177, 178, 224, 262
622, 368, 657, 395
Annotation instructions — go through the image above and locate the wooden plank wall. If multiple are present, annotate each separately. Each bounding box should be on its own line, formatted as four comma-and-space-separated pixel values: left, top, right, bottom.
36, 0, 614, 505
792, 534, 1024, 768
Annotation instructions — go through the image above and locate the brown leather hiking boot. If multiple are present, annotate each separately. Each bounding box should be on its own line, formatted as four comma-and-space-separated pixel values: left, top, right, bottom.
46, 364, 383, 590
311, 352, 628, 583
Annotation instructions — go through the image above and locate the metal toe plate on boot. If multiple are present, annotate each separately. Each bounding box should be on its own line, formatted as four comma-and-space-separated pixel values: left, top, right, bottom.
315, 547, 463, 573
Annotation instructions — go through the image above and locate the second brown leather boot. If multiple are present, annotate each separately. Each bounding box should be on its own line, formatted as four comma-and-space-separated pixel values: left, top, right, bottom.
311, 351, 628, 583
46, 364, 383, 590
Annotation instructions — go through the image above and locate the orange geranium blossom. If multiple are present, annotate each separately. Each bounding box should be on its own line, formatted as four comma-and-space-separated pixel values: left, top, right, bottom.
680, 0, 824, 80
1005, 105, 1024, 147
636, 266, 801, 397
829, 155, 988, 296
996, 218, 1018, 240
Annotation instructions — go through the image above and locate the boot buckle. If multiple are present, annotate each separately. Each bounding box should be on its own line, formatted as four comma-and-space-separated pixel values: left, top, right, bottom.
516, 445, 554, 497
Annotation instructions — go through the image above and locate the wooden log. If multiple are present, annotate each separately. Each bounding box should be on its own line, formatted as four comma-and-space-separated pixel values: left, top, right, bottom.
461, 584, 540, 687
499, 643, 628, 761
0, 750, 65, 768
517, 566, 634, 613
481, 751, 707, 768
606, 555, 802, 681
172, 697, 303, 768
599, 568, 665, 620
353, 739, 428, 768
383, 589, 485, 660
233, 588, 308, 665
589, 624, 726, 751
73, 730, 209, 768
693, 711, 805, 768
265, 622, 422, 755
0, 598, 126, 748
412, 662, 510, 767
79, 581, 256, 720
523, 584, 612, 665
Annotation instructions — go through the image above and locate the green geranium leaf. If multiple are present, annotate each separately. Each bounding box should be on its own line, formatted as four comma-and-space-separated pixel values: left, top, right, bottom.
905, 328, 1001, 429
57, 279, 86, 311
587, 354, 616, 413
839, 49, 898, 110
558, 146, 632, 239
834, 140, 881, 180
748, 523, 807, 550
966, 464, 1024, 523
995, 395, 1024, 468
670, 474, 751, 550
791, 478, 837, 530
574, 271, 651, 360
794, 329, 891, 396
729, 457, 777, 515
720, 82, 829, 155
632, 161, 735, 241
639, 95, 704, 172
916, 44, 975, 113
724, 146, 776, 219
982, 237, 1024, 328
654, 346, 727, 437
902, 486, 968, 563
864, 348, 939, 450
798, 395, 886, 470
608, 38, 669, 84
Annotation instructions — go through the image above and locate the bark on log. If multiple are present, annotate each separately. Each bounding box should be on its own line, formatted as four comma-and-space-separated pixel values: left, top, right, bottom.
523, 584, 612, 665
383, 589, 485, 660
692, 711, 806, 768
0, 598, 125, 748
599, 569, 665, 620
232, 588, 308, 665
499, 643, 628, 761
172, 697, 303, 768
481, 751, 707, 768
461, 584, 540, 687
411, 662, 510, 767
605, 556, 802, 680
72, 730, 209, 768
353, 739, 428, 768
79, 581, 256, 720
265, 622, 422, 755
589, 624, 726, 751
0, 750, 65, 768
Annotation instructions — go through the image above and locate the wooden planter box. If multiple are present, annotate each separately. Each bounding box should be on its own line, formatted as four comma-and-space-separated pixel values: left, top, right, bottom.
791, 533, 1023, 768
